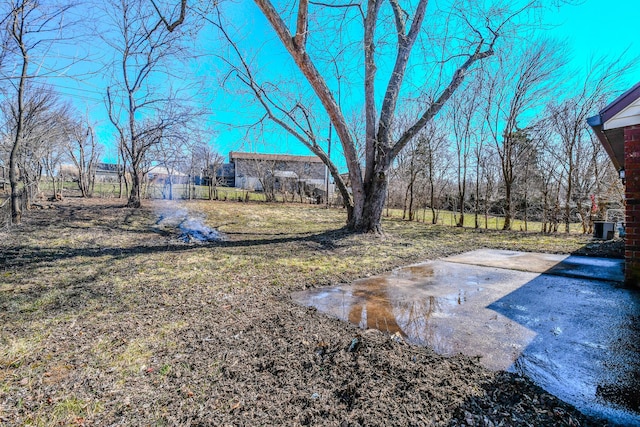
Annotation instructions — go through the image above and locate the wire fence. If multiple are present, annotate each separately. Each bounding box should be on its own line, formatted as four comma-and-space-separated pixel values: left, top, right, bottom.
0, 192, 27, 231
0, 197, 10, 231
11, 180, 597, 235
73, 182, 339, 205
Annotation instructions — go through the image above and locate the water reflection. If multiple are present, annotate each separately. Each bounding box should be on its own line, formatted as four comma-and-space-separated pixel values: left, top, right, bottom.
347, 277, 406, 336
346, 276, 442, 345
292, 261, 535, 370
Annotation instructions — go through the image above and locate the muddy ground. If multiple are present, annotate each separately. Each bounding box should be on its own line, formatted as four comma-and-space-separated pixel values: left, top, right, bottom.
0, 197, 624, 426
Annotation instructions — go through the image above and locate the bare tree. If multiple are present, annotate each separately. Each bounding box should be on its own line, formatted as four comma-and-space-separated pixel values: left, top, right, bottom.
448, 80, 484, 227
149, 133, 189, 200
571, 134, 612, 233
254, 158, 278, 202
391, 120, 447, 223
104, 0, 201, 208
192, 143, 224, 200
548, 56, 633, 233
471, 114, 491, 229
1, 0, 75, 223
206, 0, 560, 232
417, 123, 449, 224
477, 148, 500, 229
40, 106, 71, 200
68, 119, 101, 197
537, 141, 563, 233
390, 111, 429, 221
1, 84, 71, 204
397, 139, 421, 221
484, 39, 564, 230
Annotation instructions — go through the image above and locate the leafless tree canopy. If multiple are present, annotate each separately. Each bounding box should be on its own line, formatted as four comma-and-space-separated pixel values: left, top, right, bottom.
0, 0, 75, 223
104, 0, 204, 208
211, 0, 579, 232
0, 0, 634, 234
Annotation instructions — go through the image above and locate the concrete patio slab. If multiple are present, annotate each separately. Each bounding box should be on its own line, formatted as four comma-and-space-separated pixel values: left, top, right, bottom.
292, 251, 639, 426
444, 249, 625, 282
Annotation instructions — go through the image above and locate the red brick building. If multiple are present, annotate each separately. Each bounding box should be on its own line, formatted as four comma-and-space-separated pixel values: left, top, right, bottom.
588, 81, 640, 286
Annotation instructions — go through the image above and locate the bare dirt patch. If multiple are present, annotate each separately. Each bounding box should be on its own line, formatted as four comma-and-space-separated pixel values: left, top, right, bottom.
0, 197, 613, 426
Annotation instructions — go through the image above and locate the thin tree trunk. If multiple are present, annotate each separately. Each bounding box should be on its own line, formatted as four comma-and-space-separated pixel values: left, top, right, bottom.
474, 168, 480, 229
503, 178, 512, 230
408, 178, 414, 221
564, 173, 572, 234
542, 190, 549, 234
523, 187, 528, 231
429, 180, 436, 225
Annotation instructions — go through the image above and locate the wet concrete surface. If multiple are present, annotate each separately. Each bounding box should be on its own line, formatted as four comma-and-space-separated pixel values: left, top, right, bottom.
291, 251, 640, 426
445, 249, 625, 282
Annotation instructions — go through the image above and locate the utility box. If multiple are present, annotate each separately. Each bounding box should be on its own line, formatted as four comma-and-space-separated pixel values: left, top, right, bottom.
594, 221, 615, 240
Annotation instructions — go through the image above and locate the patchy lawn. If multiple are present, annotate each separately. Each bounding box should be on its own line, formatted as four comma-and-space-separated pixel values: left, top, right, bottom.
0, 197, 614, 426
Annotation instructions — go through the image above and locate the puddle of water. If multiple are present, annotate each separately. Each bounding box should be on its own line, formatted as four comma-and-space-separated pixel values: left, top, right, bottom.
293, 261, 536, 369
292, 259, 640, 426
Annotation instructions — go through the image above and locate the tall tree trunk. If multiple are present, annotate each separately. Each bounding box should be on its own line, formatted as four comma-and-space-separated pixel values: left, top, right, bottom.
50, 174, 57, 199
128, 169, 142, 208
523, 185, 528, 231
429, 176, 436, 225
542, 190, 549, 234
117, 147, 125, 199
9, 37, 29, 224
564, 171, 572, 234
564, 146, 574, 234
402, 186, 409, 219
457, 194, 465, 227
474, 174, 480, 229
90, 168, 96, 196
408, 178, 415, 221
9, 142, 22, 224
361, 174, 388, 234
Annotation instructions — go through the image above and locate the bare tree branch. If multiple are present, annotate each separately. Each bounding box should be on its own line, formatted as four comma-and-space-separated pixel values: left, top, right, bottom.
294, 0, 308, 51
211, 6, 353, 209
391, 43, 494, 160
150, 0, 186, 32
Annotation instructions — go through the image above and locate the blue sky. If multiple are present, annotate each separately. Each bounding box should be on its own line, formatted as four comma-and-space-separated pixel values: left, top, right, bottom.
28, 0, 638, 165
545, 0, 636, 75
210, 0, 639, 166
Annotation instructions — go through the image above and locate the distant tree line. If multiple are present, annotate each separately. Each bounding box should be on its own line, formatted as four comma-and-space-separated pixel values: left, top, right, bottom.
385, 50, 627, 233
0, 0, 633, 235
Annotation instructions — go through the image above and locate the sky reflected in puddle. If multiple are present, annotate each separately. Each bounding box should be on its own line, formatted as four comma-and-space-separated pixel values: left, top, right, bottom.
292, 261, 537, 371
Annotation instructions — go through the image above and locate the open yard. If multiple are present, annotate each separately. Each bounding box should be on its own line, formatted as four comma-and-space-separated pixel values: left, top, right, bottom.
0, 197, 621, 426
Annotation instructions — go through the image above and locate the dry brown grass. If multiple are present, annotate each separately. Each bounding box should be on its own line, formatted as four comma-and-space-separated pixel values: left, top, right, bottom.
0, 197, 606, 426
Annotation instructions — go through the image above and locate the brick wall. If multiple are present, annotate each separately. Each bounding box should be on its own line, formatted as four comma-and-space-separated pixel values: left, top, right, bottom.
624, 125, 640, 286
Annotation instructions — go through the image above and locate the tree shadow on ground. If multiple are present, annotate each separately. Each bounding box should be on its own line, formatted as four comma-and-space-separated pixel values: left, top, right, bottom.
0, 227, 355, 269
